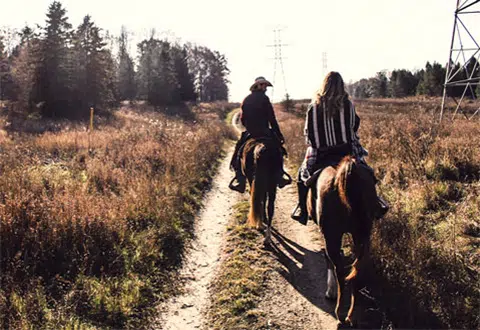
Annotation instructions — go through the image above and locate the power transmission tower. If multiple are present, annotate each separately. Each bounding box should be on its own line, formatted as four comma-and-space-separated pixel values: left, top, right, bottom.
267, 27, 288, 101
440, 0, 480, 121
322, 52, 328, 77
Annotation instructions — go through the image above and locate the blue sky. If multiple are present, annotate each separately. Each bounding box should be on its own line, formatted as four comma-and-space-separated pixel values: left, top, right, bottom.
2, 0, 478, 102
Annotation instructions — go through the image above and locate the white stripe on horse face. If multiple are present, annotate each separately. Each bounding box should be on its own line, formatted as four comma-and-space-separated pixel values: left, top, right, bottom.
313, 104, 321, 148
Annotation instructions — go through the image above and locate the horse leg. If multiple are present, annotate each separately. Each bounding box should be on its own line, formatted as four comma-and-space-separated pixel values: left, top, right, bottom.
325, 233, 345, 323
345, 233, 370, 327
325, 251, 337, 300
264, 187, 276, 246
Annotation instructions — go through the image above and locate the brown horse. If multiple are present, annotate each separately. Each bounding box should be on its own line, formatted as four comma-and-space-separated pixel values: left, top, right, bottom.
307, 155, 377, 327
241, 138, 286, 244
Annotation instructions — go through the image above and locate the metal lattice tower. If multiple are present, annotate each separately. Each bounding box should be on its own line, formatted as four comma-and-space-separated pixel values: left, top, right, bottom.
267, 27, 288, 101
440, 0, 480, 121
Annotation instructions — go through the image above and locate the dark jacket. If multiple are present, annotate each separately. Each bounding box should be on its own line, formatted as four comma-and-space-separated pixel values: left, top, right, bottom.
240, 90, 283, 140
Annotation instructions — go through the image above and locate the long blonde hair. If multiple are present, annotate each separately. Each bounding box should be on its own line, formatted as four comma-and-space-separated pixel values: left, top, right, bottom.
313, 71, 348, 117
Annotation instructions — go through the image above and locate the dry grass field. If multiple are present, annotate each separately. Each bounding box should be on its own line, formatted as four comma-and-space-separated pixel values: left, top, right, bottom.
0, 103, 235, 329
281, 97, 480, 329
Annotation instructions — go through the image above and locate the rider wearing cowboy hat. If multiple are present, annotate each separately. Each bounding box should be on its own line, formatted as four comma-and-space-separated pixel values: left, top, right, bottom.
229, 76, 289, 193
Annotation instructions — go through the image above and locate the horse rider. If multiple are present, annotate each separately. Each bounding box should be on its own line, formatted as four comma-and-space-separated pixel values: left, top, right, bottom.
229, 76, 290, 193
291, 71, 389, 225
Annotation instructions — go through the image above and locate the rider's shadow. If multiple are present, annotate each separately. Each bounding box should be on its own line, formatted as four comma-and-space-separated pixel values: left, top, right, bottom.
267, 227, 337, 318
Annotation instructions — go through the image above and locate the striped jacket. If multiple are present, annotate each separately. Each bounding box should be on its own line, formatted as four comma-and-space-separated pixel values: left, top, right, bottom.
304, 98, 360, 150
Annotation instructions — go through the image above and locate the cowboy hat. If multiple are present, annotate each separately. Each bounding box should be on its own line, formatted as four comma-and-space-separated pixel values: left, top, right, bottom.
250, 76, 273, 91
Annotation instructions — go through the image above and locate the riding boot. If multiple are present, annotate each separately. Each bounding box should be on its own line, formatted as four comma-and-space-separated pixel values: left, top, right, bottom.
374, 196, 389, 219
277, 156, 292, 189
230, 137, 244, 171
229, 168, 246, 193
291, 182, 308, 225
278, 166, 292, 188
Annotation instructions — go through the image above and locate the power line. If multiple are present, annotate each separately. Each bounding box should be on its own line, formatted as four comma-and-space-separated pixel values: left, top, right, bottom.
322, 51, 328, 77
266, 27, 288, 101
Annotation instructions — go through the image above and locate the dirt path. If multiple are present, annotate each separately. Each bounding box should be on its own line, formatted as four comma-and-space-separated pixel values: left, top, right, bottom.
155, 145, 240, 329
256, 180, 340, 330
156, 111, 343, 329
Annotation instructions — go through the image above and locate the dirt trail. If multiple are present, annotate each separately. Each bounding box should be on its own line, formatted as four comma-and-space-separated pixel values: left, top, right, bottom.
155, 145, 240, 329
157, 111, 341, 329
256, 181, 339, 330
155, 113, 243, 329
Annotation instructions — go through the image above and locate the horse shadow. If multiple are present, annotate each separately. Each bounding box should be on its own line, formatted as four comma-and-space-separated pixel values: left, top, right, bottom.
267, 227, 393, 329
266, 227, 337, 319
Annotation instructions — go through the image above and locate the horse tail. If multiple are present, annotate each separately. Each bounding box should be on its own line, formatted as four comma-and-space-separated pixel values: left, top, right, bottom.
335, 156, 363, 281
247, 145, 267, 228
335, 155, 356, 212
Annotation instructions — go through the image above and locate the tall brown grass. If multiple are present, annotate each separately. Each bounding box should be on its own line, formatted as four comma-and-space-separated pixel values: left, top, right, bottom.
281, 97, 480, 329
0, 104, 235, 328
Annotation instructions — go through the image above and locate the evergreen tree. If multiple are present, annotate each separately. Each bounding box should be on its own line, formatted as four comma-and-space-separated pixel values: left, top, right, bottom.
388, 69, 419, 97
369, 71, 388, 98
36, 1, 73, 117
172, 45, 196, 103
71, 15, 117, 116
416, 62, 445, 96
465, 57, 479, 98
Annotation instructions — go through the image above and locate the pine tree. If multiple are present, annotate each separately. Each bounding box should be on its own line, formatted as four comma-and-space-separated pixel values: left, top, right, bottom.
416, 62, 446, 96
71, 15, 117, 116
36, 1, 73, 117
172, 45, 196, 103
388, 69, 419, 97
369, 71, 388, 98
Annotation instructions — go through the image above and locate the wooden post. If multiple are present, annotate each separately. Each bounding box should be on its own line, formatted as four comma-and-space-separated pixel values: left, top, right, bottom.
89, 107, 94, 132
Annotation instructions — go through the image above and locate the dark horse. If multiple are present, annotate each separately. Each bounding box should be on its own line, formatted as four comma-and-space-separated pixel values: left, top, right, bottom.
307, 156, 377, 327
241, 137, 287, 244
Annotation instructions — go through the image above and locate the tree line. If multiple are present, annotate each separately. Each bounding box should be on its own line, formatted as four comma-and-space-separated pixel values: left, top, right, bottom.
347, 59, 480, 99
0, 1, 229, 119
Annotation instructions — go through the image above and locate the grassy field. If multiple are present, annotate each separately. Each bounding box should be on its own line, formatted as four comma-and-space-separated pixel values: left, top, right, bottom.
281, 97, 480, 329
207, 201, 270, 330
0, 102, 236, 329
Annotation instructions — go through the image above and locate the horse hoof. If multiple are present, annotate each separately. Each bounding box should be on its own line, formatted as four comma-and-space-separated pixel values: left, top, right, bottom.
263, 237, 271, 247
344, 317, 356, 328
336, 320, 354, 329
325, 291, 336, 300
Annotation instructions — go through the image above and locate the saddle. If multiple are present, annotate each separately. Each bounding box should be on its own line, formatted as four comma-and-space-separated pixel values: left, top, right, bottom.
304, 157, 376, 188
234, 131, 287, 169
301, 143, 352, 187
